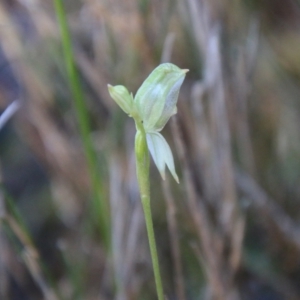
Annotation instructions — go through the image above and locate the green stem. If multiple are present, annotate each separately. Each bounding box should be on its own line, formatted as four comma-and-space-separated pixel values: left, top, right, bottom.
135, 122, 164, 300
53, 0, 109, 248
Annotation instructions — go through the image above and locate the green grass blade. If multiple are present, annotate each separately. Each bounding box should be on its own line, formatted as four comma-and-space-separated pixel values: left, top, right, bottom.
53, 0, 110, 248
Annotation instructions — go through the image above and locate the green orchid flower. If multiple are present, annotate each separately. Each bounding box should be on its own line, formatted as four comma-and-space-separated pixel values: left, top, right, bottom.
108, 63, 188, 183
108, 63, 187, 299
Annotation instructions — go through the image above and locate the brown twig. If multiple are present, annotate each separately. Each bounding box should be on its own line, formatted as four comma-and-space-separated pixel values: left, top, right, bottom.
109, 153, 127, 300
4, 214, 59, 300
0, 166, 9, 299
171, 116, 225, 299
161, 178, 186, 300
235, 168, 300, 250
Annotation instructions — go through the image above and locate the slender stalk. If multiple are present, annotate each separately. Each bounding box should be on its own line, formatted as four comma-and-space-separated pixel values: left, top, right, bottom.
134, 121, 164, 300
53, 0, 109, 247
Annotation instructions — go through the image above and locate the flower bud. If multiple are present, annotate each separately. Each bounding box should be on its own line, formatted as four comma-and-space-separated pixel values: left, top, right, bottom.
107, 84, 134, 116
134, 63, 188, 132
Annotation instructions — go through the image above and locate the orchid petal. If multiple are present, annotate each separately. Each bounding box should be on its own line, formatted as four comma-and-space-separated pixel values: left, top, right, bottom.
146, 132, 179, 183
107, 84, 134, 116
134, 63, 187, 132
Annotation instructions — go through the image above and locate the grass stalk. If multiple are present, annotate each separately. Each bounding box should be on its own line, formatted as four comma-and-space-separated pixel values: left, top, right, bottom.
53, 0, 109, 247
135, 122, 164, 300
0, 186, 61, 300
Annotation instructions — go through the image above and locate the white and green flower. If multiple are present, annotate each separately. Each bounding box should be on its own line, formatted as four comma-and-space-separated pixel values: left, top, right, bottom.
108, 63, 188, 183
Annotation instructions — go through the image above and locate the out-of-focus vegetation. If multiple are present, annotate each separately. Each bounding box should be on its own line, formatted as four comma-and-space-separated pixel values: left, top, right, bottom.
1, 0, 300, 299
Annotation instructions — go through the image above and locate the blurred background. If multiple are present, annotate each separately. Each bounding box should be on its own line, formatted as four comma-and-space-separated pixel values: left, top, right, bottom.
1, 0, 300, 299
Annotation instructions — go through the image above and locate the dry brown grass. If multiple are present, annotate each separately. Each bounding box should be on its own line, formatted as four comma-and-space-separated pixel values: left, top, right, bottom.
1, 0, 300, 299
